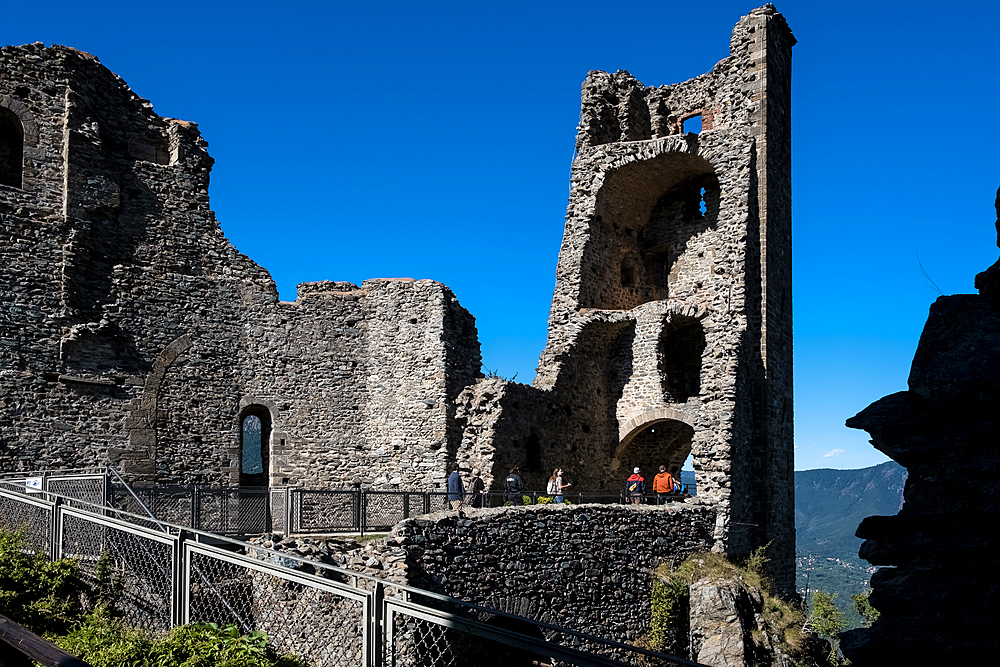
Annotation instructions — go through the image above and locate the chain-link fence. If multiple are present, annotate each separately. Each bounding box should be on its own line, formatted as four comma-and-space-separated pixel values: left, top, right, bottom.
0, 478, 703, 667
0, 467, 694, 538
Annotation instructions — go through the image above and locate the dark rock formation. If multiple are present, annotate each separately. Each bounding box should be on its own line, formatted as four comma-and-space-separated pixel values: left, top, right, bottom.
842, 187, 1000, 663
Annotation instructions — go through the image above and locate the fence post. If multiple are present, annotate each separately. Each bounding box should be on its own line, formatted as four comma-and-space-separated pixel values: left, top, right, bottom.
284, 487, 293, 536
49, 496, 62, 561
192, 487, 199, 529
173, 529, 190, 627
368, 581, 385, 667
264, 488, 272, 534
359, 490, 366, 537
295, 489, 302, 535
102, 471, 112, 509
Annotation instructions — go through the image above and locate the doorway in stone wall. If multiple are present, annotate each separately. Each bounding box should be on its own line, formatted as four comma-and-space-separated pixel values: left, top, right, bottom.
239, 406, 271, 487
615, 418, 694, 494
0, 106, 23, 189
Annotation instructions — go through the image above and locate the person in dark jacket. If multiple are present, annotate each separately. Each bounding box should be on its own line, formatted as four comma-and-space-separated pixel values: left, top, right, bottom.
504, 466, 524, 505
626, 467, 645, 504
467, 468, 486, 508
447, 464, 465, 510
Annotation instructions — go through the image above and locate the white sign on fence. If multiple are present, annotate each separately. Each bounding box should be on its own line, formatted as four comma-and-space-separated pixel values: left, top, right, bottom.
25, 477, 42, 493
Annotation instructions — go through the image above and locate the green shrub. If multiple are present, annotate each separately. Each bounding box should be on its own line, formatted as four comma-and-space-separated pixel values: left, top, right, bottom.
56, 612, 308, 667
809, 591, 845, 639
0, 525, 90, 636
647, 547, 837, 666
850, 591, 880, 628
54, 606, 152, 667
0, 526, 305, 667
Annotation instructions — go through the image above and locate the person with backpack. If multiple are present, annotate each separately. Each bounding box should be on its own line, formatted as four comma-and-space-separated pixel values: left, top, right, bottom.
547, 468, 571, 504
466, 468, 485, 508
505, 466, 524, 505
625, 467, 645, 504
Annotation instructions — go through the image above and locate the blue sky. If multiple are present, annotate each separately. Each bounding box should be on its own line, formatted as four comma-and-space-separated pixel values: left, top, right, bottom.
6, 1, 999, 471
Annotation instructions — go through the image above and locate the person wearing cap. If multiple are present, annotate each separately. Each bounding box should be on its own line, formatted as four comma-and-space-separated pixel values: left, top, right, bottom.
625, 467, 645, 504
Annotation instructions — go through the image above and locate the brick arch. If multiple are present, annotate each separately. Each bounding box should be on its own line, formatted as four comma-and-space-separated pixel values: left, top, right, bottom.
0, 94, 39, 146
615, 407, 693, 457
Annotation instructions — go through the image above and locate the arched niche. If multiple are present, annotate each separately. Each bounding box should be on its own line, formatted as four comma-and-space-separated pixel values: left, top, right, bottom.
579, 150, 720, 311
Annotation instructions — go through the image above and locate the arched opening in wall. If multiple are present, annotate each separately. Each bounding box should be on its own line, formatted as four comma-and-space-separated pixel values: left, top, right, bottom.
580, 152, 720, 311
616, 419, 694, 490
239, 406, 271, 487
659, 317, 706, 403
640, 173, 720, 300
0, 107, 24, 189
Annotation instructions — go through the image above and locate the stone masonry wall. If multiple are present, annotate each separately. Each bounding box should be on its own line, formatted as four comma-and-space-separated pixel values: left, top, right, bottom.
0, 44, 483, 491
253, 503, 717, 648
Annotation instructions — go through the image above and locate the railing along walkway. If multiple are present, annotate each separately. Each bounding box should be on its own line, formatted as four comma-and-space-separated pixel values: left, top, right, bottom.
0, 469, 706, 667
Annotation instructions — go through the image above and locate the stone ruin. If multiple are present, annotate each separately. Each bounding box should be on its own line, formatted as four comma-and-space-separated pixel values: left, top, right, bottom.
843, 187, 1000, 663
1, 6, 796, 592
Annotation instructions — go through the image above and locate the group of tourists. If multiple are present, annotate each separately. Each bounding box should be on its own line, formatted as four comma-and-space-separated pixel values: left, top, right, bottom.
445, 462, 685, 509
624, 464, 684, 504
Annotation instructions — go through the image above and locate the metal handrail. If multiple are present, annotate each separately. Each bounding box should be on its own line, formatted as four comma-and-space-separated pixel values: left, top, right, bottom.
0, 485, 705, 667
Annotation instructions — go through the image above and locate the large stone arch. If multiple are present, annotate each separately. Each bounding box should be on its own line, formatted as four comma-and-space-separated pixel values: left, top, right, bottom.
613, 411, 695, 493
577, 140, 723, 312
112, 334, 192, 481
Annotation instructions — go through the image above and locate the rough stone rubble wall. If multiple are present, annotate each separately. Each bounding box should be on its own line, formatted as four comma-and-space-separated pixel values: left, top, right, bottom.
0, 44, 482, 490
262, 503, 717, 648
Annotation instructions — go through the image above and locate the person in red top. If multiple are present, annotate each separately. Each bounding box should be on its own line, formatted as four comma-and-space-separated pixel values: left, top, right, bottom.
652, 465, 675, 504
625, 467, 645, 504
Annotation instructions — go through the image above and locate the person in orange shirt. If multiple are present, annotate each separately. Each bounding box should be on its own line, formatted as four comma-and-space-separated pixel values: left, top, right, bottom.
652, 465, 675, 505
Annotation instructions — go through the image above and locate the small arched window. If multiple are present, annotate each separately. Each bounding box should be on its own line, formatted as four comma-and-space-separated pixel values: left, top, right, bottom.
0, 106, 24, 189
240, 407, 271, 487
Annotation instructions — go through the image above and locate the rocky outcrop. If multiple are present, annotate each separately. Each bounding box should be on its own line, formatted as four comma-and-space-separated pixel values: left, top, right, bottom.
689, 577, 767, 666
842, 187, 1000, 663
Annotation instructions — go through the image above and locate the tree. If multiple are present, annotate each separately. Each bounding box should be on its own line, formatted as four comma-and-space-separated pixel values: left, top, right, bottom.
809, 591, 844, 639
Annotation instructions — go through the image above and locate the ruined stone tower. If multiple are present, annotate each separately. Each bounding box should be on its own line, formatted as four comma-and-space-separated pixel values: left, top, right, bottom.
457, 5, 796, 591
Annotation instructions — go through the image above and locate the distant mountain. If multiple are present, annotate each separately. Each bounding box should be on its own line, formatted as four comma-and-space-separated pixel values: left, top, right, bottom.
794, 461, 907, 627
